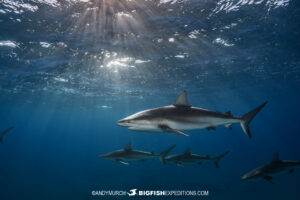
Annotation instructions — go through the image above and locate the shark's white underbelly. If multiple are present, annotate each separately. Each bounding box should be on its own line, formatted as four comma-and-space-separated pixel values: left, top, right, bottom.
163, 117, 241, 131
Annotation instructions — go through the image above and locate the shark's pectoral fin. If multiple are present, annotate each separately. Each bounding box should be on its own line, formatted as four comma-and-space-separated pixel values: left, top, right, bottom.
225, 124, 232, 130
120, 161, 129, 165
116, 159, 129, 165
206, 126, 216, 131
176, 162, 184, 167
171, 129, 189, 137
289, 169, 295, 174
158, 125, 189, 137
264, 176, 276, 184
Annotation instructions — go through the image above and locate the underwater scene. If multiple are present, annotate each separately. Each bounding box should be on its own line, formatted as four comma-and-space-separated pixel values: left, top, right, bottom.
0, 0, 300, 199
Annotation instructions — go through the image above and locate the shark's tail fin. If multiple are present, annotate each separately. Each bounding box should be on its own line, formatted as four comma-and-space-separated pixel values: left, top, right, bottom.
240, 102, 267, 139
0, 126, 14, 144
213, 151, 229, 168
159, 145, 176, 164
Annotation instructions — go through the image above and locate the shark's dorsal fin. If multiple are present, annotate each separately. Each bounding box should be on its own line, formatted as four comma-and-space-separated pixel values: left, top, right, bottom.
271, 152, 280, 163
174, 91, 190, 107
184, 148, 191, 155
124, 142, 132, 151
225, 111, 232, 116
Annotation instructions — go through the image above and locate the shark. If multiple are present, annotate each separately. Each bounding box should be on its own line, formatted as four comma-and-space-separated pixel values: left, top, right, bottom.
242, 152, 300, 184
99, 142, 176, 165
162, 148, 229, 168
0, 126, 14, 144
117, 90, 267, 138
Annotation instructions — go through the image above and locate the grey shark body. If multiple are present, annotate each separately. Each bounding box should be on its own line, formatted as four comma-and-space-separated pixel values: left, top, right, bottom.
100, 142, 175, 165
242, 152, 300, 183
162, 148, 229, 168
0, 126, 14, 144
117, 91, 267, 138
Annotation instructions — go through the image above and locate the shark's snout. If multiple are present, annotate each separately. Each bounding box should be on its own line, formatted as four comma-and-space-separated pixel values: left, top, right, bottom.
242, 172, 255, 180
117, 119, 125, 126
117, 118, 133, 127
99, 154, 110, 159
241, 174, 248, 180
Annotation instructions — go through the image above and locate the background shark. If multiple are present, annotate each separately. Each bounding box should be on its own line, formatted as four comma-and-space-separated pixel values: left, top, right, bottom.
99, 142, 175, 165
117, 91, 266, 138
0, 126, 14, 144
242, 152, 300, 184
162, 148, 229, 168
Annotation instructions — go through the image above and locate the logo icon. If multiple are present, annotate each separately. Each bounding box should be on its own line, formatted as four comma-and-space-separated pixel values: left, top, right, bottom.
127, 189, 137, 196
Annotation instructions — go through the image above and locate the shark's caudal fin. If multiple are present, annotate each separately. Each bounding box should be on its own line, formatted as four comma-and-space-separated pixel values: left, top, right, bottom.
240, 102, 267, 139
213, 151, 229, 168
0, 126, 14, 144
159, 145, 176, 164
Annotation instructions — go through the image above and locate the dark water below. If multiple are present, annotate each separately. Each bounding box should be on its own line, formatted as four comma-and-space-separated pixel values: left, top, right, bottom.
0, 0, 300, 199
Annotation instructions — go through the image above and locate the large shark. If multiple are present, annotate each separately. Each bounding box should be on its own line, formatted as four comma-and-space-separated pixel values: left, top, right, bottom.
0, 126, 14, 144
117, 91, 267, 138
242, 152, 300, 184
162, 148, 229, 168
99, 142, 176, 165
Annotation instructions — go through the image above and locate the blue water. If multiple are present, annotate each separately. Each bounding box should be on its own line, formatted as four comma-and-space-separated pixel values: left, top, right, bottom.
1, 0, 300, 199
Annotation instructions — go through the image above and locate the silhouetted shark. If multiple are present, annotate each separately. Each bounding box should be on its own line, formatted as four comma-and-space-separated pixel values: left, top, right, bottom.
162, 148, 229, 168
99, 142, 175, 165
242, 152, 300, 184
